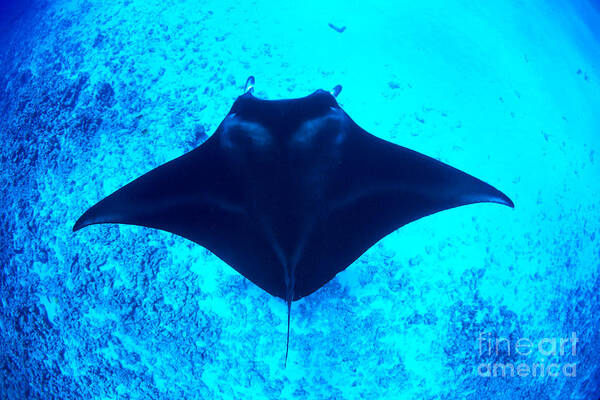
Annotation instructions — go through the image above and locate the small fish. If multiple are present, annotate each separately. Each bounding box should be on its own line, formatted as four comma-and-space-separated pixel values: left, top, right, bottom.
328, 23, 346, 33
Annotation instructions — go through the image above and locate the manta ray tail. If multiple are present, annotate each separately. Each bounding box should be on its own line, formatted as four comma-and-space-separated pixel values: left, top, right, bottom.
285, 297, 292, 367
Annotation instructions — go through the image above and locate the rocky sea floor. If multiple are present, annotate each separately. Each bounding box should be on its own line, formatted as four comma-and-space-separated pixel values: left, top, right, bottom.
1, 0, 600, 399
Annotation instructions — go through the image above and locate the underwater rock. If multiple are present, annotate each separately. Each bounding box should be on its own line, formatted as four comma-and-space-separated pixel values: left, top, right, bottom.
96, 82, 115, 108
93, 33, 105, 48
186, 124, 208, 149
74, 111, 102, 138
19, 69, 32, 85
62, 72, 89, 110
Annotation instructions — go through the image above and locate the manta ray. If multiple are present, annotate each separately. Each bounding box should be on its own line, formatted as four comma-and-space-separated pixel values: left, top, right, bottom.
73, 77, 513, 363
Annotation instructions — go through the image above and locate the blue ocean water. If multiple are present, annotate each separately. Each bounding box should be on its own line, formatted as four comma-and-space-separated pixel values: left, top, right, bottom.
1, 0, 599, 399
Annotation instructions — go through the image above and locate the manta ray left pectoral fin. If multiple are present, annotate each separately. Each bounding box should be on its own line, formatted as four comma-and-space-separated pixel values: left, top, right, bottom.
73, 140, 238, 233
71, 136, 253, 262
72, 136, 291, 300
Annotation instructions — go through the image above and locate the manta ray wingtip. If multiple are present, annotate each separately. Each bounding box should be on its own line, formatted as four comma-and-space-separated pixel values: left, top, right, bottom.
488, 188, 515, 208
72, 215, 88, 232
482, 192, 514, 209
501, 194, 515, 208
469, 177, 514, 209
72, 206, 103, 232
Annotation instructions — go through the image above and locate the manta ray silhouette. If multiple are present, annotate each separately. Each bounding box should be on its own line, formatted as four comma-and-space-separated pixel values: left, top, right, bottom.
73, 78, 513, 364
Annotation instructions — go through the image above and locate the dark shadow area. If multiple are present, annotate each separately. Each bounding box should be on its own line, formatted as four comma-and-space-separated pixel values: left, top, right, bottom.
574, 0, 600, 43
0, 0, 36, 34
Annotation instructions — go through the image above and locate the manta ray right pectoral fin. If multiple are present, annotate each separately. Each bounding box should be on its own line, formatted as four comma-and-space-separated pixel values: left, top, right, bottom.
290, 121, 514, 300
